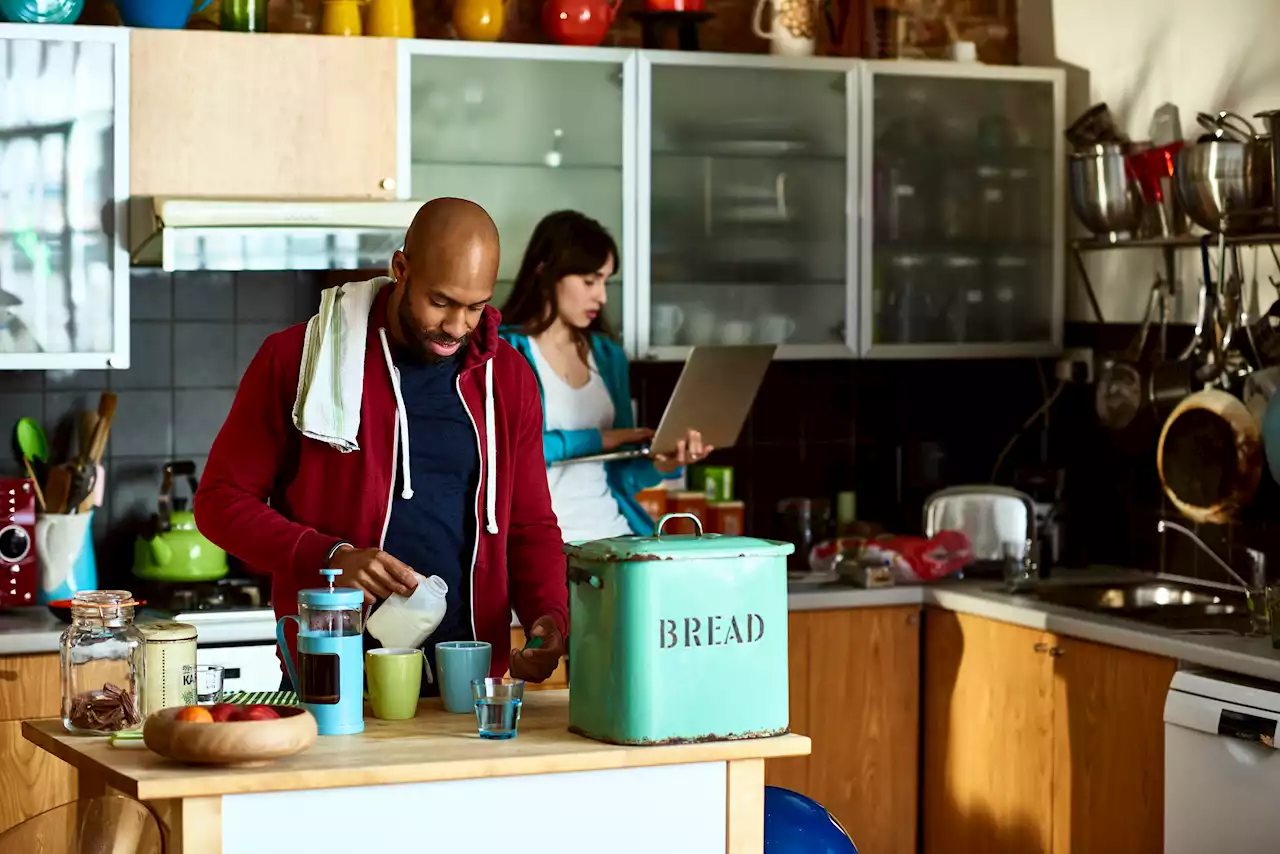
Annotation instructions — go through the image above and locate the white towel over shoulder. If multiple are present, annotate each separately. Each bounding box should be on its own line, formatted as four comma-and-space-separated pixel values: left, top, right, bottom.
292, 276, 389, 452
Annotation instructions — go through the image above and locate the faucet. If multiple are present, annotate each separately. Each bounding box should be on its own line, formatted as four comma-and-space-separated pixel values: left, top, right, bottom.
1157, 520, 1268, 633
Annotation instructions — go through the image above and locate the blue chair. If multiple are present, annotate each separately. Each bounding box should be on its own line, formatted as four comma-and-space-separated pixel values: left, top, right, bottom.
764, 786, 859, 854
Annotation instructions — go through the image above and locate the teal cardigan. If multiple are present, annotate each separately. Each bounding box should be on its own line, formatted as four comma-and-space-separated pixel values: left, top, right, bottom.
500, 328, 666, 536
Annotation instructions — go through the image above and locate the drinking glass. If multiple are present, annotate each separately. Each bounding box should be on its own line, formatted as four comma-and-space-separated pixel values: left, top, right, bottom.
195, 665, 225, 704
1002, 540, 1032, 591
472, 677, 524, 740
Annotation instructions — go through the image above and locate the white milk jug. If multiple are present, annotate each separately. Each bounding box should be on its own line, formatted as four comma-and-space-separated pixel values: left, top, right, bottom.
367, 573, 448, 650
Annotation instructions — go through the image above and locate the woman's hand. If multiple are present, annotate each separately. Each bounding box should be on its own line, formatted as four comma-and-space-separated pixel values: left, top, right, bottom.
653, 429, 713, 475
601, 427, 653, 451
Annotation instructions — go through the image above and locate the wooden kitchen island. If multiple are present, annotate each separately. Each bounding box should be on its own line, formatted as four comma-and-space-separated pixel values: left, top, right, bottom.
23, 690, 808, 854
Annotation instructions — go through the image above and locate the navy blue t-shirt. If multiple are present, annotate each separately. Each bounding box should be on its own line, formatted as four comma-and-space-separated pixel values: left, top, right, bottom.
377, 354, 479, 691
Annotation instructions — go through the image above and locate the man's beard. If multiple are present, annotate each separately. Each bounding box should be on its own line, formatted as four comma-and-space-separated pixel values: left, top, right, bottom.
398, 295, 468, 364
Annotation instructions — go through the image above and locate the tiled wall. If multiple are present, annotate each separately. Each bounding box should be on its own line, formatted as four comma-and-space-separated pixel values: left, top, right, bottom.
0, 270, 322, 580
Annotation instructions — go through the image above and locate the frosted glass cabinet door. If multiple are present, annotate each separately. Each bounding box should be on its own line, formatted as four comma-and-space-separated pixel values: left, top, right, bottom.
640, 57, 853, 359
861, 64, 1063, 358
401, 44, 631, 338
0, 26, 129, 370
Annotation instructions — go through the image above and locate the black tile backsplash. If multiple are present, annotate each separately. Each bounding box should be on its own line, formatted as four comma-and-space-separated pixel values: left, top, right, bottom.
0, 270, 321, 584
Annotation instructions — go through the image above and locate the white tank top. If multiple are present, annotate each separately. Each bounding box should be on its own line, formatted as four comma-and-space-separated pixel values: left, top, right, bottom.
529, 340, 634, 544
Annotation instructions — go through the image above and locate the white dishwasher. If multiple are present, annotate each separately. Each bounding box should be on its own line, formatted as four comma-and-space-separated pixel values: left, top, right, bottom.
1165, 668, 1280, 854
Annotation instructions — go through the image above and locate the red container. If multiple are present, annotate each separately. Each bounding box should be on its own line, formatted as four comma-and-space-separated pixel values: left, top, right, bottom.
644, 0, 705, 11
542, 0, 618, 46
668, 491, 708, 535
708, 501, 745, 536
635, 488, 668, 525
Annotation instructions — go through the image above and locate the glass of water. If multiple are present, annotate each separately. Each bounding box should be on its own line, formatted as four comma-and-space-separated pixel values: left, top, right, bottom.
195, 665, 225, 704
472, 677, 524, 740
1002, 540, 1033, 592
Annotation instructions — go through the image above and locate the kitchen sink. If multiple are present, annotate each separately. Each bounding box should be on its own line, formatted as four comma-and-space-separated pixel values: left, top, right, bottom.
1021, 581, 1256, 634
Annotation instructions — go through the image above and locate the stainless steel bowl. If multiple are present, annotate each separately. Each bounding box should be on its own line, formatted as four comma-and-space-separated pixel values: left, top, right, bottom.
1068, 143, 1143, 239
1175, 138, 1270, 232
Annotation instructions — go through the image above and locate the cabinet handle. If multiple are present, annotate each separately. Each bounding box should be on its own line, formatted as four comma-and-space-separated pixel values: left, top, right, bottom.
380, 178, 396, 191
1048, 647, 1064, 657
1034, 642, 1049, 653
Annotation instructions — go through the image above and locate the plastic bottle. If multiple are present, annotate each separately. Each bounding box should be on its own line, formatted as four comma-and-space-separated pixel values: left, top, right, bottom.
366, 574, 448, 650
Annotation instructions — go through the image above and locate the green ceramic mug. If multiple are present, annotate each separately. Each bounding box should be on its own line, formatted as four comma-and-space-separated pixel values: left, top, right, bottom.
366, 648, 423, 720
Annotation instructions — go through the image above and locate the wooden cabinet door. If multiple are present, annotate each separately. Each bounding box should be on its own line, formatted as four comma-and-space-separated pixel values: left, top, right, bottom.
767, 607, 920, 854
1050, 636, 1175, 854
130, 31, 398, 199
0, 654, 77, 834
923, 610, 1055, 854
0, 720, 77, 834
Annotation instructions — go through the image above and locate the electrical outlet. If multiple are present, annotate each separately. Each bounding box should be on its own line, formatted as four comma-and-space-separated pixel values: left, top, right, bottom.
1055, 348, 1094, 384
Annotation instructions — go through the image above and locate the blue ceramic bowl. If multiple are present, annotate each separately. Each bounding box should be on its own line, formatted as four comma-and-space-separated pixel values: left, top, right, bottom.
112, 0, 211, 28
0, 0, 83, 24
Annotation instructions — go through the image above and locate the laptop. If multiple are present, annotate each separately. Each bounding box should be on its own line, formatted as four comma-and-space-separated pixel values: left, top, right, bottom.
549, 345, 776, 467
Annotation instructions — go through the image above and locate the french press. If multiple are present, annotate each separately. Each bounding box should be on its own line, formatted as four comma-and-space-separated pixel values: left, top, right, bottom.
275, 569, 365, 735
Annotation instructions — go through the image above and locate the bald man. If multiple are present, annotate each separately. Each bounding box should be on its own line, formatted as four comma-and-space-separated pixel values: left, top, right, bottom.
196, 199, 568, 694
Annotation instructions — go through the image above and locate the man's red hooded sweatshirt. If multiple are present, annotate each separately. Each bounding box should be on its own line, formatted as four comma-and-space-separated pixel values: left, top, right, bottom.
194, 283, 567, 677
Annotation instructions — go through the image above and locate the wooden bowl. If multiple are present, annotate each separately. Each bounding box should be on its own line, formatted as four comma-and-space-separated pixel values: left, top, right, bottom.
143, 706, 317, 767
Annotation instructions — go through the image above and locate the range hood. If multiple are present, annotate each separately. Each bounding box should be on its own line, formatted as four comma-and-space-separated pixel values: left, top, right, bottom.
129, 198, 426, 272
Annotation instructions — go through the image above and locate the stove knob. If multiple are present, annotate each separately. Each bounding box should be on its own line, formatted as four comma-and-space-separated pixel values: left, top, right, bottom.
0, 525, 30, 563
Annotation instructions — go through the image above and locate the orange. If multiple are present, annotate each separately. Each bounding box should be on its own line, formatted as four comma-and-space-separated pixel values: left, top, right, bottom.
175, 705, 214, 724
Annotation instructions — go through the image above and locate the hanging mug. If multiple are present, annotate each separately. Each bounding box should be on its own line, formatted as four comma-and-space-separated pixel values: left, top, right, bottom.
752, 0, 816, 57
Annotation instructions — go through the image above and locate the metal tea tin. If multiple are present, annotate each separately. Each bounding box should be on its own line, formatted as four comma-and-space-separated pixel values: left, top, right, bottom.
565, 513, 793, 746
136, 620, 197, 714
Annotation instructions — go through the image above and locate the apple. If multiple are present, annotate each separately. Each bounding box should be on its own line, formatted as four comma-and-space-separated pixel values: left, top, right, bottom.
208, 703, 239, 723
231, 704, 280, 722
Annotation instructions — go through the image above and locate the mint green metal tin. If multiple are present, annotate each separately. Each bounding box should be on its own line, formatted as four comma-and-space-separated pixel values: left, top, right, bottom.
565, 513, 794, 746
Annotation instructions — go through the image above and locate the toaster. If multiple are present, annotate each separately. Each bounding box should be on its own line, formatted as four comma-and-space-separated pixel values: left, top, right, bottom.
0, 479, 38, 607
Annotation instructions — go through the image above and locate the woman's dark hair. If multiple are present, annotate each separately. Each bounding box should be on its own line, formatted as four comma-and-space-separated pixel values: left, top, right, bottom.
500, 210, 619, 362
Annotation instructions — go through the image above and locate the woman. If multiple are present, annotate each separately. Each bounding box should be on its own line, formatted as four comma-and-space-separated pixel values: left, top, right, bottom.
500, 210, 709, 542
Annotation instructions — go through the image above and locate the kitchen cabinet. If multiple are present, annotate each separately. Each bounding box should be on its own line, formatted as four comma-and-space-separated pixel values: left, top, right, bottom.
399, 42, 632, 341
637, 54, 855, 361
859, 62, 1063, 358
130, 30, 397, 200
0, 25, 130, 371
0, 653, 76, 834
767, 607, 919, 854
509, 625, 567, 690
922, 610, 1174, 854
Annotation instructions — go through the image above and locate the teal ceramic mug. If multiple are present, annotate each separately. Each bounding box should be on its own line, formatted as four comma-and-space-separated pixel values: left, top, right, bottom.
436, 641, 491, 713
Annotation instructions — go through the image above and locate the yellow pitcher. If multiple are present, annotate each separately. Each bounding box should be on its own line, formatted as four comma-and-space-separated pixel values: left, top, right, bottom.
366, 0, 414, 37
452, 0, 503, 41
321, 0, 362, 35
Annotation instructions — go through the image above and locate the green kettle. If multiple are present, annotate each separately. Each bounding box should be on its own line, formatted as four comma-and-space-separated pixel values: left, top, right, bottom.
132, 460, 228, 582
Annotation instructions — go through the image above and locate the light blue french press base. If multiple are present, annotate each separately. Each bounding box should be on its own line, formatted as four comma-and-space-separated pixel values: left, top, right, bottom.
277, 616, 365, 737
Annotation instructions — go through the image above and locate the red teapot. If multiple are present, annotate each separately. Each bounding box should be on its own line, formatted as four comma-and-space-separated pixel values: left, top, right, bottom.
541, 0, 618, 46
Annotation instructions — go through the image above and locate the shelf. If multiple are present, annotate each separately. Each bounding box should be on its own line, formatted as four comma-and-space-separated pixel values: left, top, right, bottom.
410, 159, 622, 171
651, 280, 845, 288
652, 150, 845, 164
1072, 232, 1280, 252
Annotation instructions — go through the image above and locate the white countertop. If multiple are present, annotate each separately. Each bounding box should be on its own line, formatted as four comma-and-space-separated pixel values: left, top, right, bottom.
790, 572, 1280, 684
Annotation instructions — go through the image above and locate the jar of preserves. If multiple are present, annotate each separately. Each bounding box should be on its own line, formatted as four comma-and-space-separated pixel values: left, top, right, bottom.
60, 591, 145, 736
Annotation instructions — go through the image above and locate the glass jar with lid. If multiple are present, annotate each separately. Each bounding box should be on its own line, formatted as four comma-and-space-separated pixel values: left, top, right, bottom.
60, 591, 145, 736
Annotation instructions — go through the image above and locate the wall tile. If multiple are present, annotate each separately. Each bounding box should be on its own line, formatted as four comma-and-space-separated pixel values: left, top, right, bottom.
113, 322, 173, 390
173, 322, 236, 388
0, 372, 44, 393
46, 369, 108, 391
44, 391, 103, 461
108, 391, 174, 459
108, 456, 167, 529
174, 390, 235, 456
130, 271, 172, 321
0, 393, 44, 477
173, 272, 233, 320
235, 272, 303, 322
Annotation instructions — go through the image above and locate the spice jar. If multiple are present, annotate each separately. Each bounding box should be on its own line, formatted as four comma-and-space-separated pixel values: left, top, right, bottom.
60, 591, 145, 736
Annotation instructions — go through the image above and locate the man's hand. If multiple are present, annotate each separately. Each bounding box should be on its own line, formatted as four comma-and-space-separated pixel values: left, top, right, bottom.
329, 545, 418, 604
509, 615, 566, 683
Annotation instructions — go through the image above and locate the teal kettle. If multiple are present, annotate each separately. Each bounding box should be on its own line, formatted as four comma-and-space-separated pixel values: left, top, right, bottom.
132, 461, 228, 583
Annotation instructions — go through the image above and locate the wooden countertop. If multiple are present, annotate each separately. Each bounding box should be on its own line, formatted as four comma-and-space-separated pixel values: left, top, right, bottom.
23, 690, 809, 802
